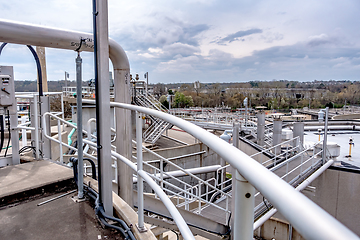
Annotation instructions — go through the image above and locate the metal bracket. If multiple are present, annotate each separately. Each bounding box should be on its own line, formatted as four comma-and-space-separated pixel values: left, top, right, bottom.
135, 223, 148, 233
71, 195, 87, 203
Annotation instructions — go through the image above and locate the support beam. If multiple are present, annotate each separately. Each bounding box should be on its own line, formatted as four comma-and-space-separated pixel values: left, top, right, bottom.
35, 46, 48, 92
232, 122, 255, 240
95, 0, 112, 215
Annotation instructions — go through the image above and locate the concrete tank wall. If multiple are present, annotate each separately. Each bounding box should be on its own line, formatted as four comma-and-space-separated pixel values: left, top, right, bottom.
304, 168, 360, 236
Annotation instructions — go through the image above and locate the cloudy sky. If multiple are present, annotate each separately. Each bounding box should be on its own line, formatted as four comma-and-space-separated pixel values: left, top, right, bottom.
0, 0, 359, 83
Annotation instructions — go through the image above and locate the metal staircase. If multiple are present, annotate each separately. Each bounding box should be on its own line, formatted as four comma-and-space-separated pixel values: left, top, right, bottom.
133, 92, 173, 144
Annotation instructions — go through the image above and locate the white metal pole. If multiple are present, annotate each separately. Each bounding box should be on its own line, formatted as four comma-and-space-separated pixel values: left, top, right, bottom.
76, 53, 84, 199
64, 71, 67, 96
145, 72, 148, 96
21, 116, 27, 147
322, 107, 329, 163
136, 111, 146, 232
33, 95, 40, 159
58, 119, 63, 164
232, 122, 255, 240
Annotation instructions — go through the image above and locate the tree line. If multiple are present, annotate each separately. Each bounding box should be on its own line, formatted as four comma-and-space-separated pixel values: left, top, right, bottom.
155, 80, 360, 110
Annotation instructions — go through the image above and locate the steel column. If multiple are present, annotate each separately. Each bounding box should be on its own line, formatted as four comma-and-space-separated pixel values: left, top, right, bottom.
114, 59, 132, 205
95, 0, 112, 215
232, 122, 255, 240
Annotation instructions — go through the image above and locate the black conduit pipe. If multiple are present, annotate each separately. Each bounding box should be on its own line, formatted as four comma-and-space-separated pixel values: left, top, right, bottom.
92, 0, 103, 207
26, 45, 43, 96
70, 161, 135, 240
0, 115, 4, 152
4, 109, 10, 157
0, 43, 43, 96
84, 158, 97, 180
97, 207, 136, 240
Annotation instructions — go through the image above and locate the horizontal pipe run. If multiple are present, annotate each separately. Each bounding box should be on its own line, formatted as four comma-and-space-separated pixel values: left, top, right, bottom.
144, 151, 206, 164
136, 140, 231, 198
81, 100, 358, 240
132, 165, 221, 183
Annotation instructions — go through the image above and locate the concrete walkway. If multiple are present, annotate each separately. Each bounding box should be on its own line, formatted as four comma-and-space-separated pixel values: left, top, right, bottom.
0, 160, 73, 199
0, 191, 122, 240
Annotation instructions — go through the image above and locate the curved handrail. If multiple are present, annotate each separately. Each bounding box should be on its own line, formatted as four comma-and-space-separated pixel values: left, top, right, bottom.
107, 149, 195, 240
82, 99, 359, 240
42, 111, 195, 240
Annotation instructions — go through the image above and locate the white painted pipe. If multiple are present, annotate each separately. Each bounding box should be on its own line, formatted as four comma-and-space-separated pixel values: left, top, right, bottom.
133, 165, 221, 183
82, 100, 358, 240
0, 17, 132, 206
108, 148, 195, 240
136, 111, 145, 230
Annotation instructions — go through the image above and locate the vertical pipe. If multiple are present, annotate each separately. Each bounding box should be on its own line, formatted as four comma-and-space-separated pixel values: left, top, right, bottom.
257, 111, 265, 146
76, 53, 84, 199
136, 111, 146, 231
61, 93, 64, 131
114, 55, 133, 206
289, 224, 293, 240
322, 107, 329, 163
232, 122, 255, 240
145, 72, 148, 97
94, 0, 113, 215
273, 119, 282, 155
64, 71, 67, 96
33, 96, 40, 159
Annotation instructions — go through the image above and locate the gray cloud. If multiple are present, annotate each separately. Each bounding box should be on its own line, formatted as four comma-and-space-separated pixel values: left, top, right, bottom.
215, 28, 263, 44
307, 34, 338, 47
146, 39, 360, 82
114, 14, 210, 53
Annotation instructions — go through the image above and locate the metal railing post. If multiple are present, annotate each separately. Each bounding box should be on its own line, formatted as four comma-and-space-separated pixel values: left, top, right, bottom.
33, 95, 40, 159
322, 107, 329, 163
232, 122, 255, 240
76, 53, 84, 199
58, 119, 63, 163
21, 116, 27, 147
136, 111, 147, 232
61, 93, 65, 132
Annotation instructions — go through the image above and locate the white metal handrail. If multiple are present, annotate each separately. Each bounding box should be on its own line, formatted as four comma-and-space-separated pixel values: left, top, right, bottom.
81, 99, 359, 240
133, 139, 231, 215
42, 111, 195, 239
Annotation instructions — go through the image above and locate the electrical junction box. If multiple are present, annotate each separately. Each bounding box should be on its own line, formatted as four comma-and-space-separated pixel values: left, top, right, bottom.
0, 66, 15, 107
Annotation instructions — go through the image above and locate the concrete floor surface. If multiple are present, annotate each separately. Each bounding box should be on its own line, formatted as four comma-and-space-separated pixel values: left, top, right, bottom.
0, 192, 123, 240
